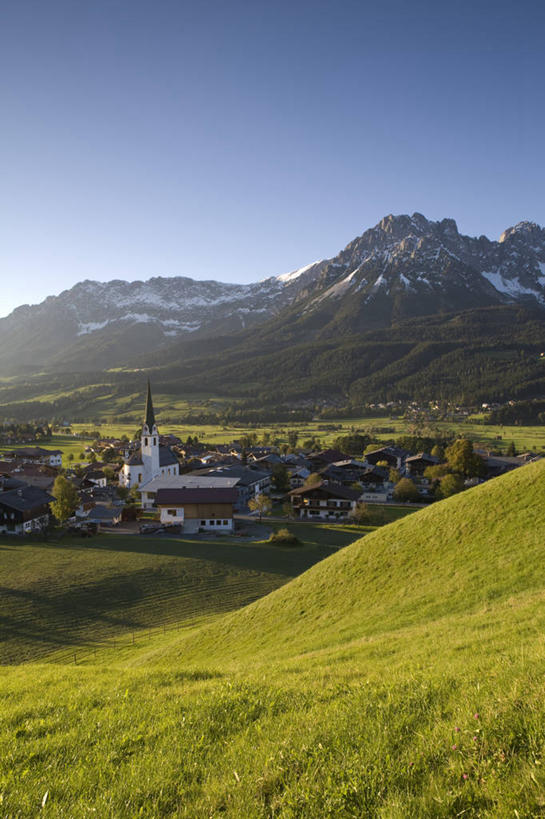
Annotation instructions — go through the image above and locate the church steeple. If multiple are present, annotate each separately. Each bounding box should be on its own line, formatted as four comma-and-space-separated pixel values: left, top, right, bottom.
143, 379, 157, 433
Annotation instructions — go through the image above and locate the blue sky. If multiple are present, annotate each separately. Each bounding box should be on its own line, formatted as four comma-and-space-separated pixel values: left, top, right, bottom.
1, 0, 544, 316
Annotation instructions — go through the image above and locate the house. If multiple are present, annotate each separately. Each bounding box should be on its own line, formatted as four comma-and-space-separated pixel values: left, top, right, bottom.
154, 487, 238, 533
1, 446, 63, 467
289, 481, 361, 521
188, 465, 271, 511
405, 453, 440, 476
307, 449, 347, 471
0, 462, 57, 492
85, 504, 123, 527
119, 382, 180, 488
138, 473, 240, 509
320, 459, 369, 486
0, 480, 55, 534
364, 446, 409, 470
288, 466, 311, 489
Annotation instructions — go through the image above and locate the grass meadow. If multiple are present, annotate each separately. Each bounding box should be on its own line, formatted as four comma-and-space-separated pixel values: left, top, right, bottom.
1, 462, 545, 815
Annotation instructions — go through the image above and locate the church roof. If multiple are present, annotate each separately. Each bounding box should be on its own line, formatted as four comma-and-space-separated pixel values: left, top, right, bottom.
124, 445, 178, 468
159, 446, 179, 467
144, 380, 156, 431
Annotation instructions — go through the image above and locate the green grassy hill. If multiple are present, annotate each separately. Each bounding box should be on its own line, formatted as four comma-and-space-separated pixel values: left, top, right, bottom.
2, 463, 545, 816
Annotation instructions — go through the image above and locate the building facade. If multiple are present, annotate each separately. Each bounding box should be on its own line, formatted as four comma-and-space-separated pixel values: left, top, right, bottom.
119, 382, 180, 489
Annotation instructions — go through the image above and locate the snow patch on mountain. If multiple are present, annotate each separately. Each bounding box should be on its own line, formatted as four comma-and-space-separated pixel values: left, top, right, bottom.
276, 260, 323, 283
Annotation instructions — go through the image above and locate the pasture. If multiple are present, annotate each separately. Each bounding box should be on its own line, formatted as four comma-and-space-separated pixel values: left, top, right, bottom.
1, 462, 545, 816
0, 523, 359, 666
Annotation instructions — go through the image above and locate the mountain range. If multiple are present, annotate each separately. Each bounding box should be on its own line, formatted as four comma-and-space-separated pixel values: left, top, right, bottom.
2, 212, 545, 374
2, 213, 545, 418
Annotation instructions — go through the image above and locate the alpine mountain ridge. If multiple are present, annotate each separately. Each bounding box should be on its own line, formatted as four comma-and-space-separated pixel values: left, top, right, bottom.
1, 212, 545, 372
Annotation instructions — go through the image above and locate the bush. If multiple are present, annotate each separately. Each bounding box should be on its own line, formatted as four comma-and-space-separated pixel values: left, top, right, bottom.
268, 528, 301, 547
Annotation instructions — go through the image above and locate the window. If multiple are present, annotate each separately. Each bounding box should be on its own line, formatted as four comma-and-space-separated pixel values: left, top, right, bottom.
209, 520, 214, 526
153, 437, 156, 445
144, 437, 148, 446
167, 509, 177, 516
223, 520, 228, 526
138, 473, 142, 482
201, 520, 206, 526
216, 520, 221, 525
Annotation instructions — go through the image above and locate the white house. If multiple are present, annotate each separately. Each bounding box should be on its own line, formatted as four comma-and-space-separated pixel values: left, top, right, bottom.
119, 382, 180, 489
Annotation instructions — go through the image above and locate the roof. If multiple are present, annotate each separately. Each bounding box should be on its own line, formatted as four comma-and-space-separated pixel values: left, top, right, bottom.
86, 505, 122, 522
190, 465, 269, 486
0, 485, 55, 512
3, 446, 62, 458
405, 453, 440, 464
124, 445, 178, 468
139, 474, 239, 493
144, 379, 156, 431
309, 449, 347, 464
155, 487, 238, 506
289, 481, 361, 500
159, 447, 179, 467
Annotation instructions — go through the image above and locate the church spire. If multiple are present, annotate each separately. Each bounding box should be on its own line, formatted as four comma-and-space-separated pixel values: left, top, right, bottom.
144, 379, 156, 431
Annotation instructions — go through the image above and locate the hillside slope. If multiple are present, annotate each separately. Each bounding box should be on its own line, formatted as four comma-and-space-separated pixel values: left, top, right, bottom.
156, 459, 545, 669
3, 463, 545, 817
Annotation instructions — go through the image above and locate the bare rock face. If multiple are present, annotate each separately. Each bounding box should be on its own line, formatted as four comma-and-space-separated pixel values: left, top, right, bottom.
1, 214, 544, 372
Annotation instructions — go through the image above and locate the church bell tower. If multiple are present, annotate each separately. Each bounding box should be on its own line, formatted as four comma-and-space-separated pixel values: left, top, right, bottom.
141, 380, 160, 478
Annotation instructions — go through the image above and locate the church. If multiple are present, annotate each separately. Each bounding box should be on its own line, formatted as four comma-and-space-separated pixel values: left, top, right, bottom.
119, 382, 180, 489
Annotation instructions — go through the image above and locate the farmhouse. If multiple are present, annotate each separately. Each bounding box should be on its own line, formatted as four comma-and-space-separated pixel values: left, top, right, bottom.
364, 446, 409, 470
1, 446, 63, 467
154, 487, 238, 533
0, 479, 54, 534
289, 481, 361, 520
119, 382, 180, 488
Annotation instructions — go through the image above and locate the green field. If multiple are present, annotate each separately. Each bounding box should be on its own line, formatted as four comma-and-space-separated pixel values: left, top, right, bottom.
69, 415, 545, 453
1, 462, 545, 816
0, 524, 360, 666
3, 412, 545, 465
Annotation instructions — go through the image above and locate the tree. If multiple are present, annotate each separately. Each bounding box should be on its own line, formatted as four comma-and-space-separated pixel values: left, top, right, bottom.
445, 439, 486, 478
389, 467, 401, 484
393, 477, 420, 503
67, 453, 74, 462
431, 444, 445, 460
102, 466, 116, 483
436, 473, 465, 499
287, 430, 299, 449
248, 494, 272, 522
50, 476, 80, 524
349, 502, 370, 525
506, 440, 517, 456
271, 463, 290, 493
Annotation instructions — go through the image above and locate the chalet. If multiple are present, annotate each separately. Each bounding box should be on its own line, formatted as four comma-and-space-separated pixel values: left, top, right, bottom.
405, 453, 440, 476
364, 446, 408, 470
154, 487, 238, 533
289, 481, 361, 521
307, 449, 347, 471
359, 465, 390, 488
1, 446, 63, 467
0, 481, 54, 534
0, 462, 57, 492
320, 459, 369, 486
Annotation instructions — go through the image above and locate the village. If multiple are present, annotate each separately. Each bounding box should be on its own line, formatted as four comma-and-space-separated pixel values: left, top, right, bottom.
0, 383, 541, 537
